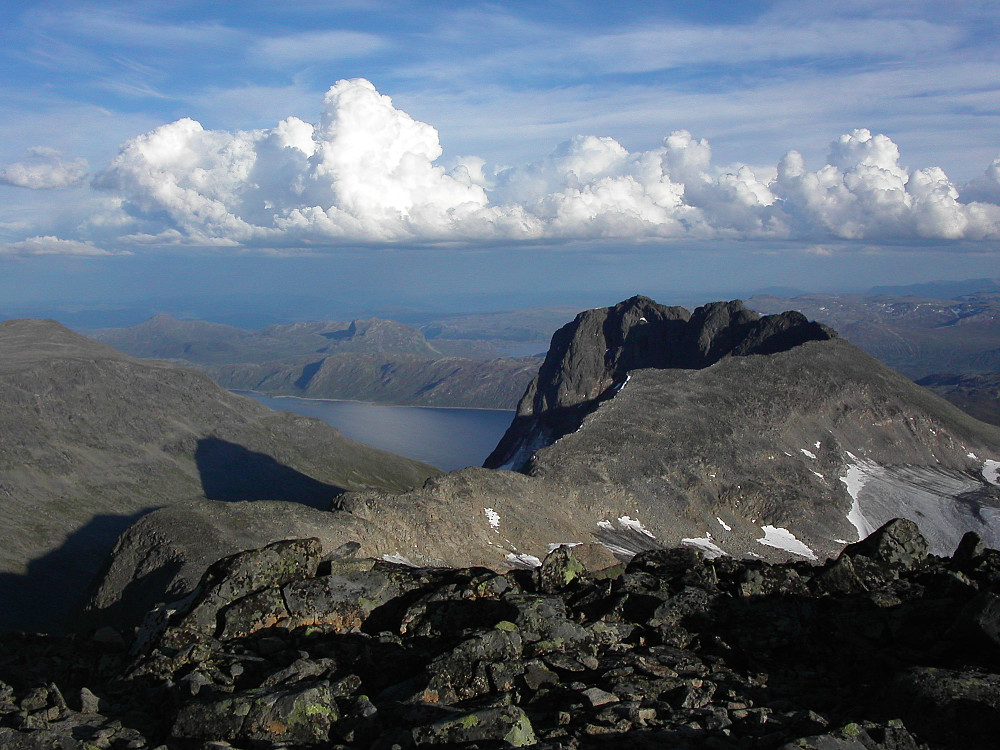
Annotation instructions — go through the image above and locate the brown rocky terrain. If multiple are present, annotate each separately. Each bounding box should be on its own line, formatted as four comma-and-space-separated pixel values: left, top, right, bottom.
916, 372, 1000, 427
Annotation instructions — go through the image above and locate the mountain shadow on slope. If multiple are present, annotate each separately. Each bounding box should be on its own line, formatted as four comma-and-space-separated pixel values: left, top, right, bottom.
0, 510, 151, 633
0, 318, 440, 634
194, 438, 344, 509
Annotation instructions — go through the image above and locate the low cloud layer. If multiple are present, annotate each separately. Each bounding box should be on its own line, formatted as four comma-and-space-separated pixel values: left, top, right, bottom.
0, 148, 89, 190
31, 79, 1000, 253
0, 236, 127, 257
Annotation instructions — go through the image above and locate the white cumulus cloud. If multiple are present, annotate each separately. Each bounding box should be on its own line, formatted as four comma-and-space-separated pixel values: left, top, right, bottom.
80, 79, 1000, 250
0, 147, 89, 190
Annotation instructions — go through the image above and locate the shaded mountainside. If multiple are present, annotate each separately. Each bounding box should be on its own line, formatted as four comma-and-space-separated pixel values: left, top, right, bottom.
5, 521, 1000, 749
89, 298, 1000, 636
91, 314, 542, 409
917, 372, 1000, 427
0, 319, 440, 633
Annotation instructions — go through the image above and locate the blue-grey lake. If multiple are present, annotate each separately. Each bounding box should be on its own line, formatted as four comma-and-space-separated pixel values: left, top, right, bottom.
237, 391, 515, 472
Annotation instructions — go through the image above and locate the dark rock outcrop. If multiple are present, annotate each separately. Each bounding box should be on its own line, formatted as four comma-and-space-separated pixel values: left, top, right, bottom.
486, 296, 835, 469
3, 521, 1000, 748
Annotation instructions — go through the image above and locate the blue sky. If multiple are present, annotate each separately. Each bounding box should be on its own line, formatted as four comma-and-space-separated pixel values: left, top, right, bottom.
1, 1, 999, 320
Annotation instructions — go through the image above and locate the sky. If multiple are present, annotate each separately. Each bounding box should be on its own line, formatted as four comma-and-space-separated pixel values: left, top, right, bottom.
1, 0, 999, 323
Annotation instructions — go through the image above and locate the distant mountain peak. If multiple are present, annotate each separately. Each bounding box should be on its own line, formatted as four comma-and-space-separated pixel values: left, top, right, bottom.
0, 317, 130, 371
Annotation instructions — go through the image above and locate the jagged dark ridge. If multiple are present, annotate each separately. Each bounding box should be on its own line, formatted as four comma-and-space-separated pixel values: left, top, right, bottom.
486, 297, 835, 470
1, 520, 999, 748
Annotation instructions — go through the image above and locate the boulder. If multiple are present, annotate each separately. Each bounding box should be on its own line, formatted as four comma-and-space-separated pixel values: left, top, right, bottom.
411, 705, 536, 747
842, 519, 929, 571
172, 679, 337, 745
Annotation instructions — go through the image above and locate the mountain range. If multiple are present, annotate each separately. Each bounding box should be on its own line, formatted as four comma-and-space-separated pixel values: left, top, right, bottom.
85, 286, 1000, 426
2, 295, 999, 748
83, 297, 1000, 636
748, 290, 1000, 378
91, 314, 541, 409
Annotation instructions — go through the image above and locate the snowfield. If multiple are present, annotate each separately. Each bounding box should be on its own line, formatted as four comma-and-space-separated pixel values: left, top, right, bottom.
757, 525, 818, 560
681, 535, 726, 559
840, 453, 881, 540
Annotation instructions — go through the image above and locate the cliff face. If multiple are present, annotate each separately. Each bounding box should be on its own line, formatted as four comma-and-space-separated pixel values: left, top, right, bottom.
485, 296, 836, 470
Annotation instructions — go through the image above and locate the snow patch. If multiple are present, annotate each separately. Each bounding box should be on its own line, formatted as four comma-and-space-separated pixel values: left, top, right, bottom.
812, 471, 824, 480
800, 448, 817, 459
814, 441, 821, 449
382, 553, 417, 566
547, 542, 582, 552
498, 429, 552, 471
833, 539, 850, 545
984, 459, 1000, 486
839, 456, 883, 540
505, 552, 542, 568
756, 525, 818, 561
618, 515, 656, 538
716, 517, 731, 532
968, 451, 978, 460
484, 507, 500, 530
681, 535, 726, 559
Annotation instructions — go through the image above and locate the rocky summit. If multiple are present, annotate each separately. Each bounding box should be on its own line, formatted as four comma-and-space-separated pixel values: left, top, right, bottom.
485, 296, 836, 471
3, 297, 1000, 748
2, 519, 1000, 749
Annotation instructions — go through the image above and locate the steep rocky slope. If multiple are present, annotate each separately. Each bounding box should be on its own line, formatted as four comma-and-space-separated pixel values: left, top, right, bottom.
4, 521, 1000, 749
88, 298, 1000, 633
0, 319, 440, 633
485, 297, 837, 470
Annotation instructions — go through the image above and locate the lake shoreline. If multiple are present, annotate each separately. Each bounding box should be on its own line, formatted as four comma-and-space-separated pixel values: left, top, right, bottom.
236, 390, 514, 472
230, 389, 517, 413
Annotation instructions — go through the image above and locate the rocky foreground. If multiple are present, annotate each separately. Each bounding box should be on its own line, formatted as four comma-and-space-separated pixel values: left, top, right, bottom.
2, 519, 999, 749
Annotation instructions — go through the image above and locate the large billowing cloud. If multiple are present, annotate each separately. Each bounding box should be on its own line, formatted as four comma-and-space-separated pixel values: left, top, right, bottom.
81, 78, 1000, 250
0, 148, 89, 190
